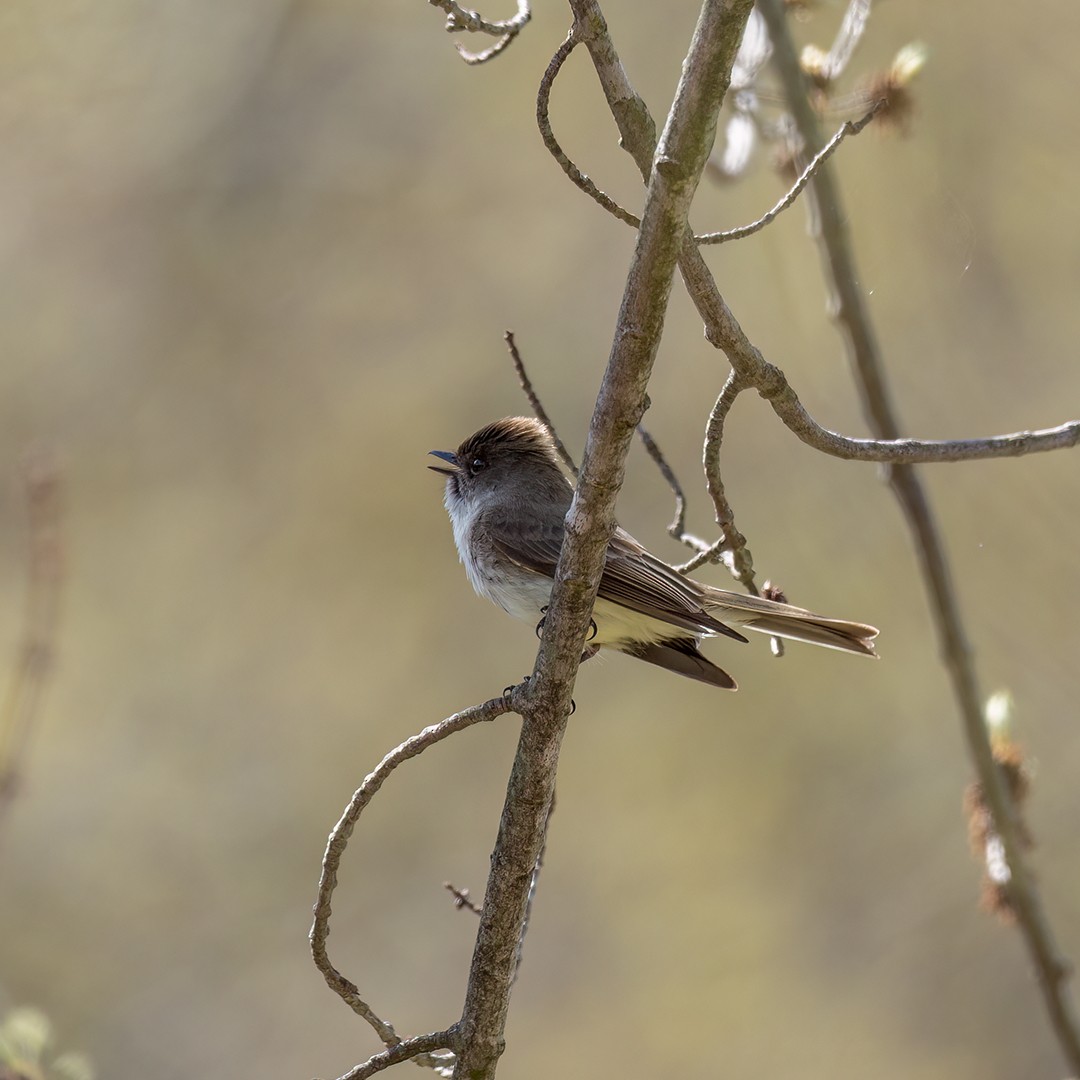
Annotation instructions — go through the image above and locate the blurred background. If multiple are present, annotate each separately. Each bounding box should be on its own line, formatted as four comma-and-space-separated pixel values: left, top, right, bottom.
1, 2, 1078, 1078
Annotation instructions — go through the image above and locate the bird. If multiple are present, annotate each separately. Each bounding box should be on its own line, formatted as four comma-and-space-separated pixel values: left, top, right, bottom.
429, 416, 877, 689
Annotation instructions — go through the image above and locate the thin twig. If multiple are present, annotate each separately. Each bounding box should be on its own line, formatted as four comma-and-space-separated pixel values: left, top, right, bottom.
536, 27, 882, 247
537, 32, 641, 230
427, 0, 531, 64
695, 101, 883, 245
757, 0, 1080, 1070
327, 1029, 457, 1080
310, 696, 512, 1046
457, 34, 517, 64
0, 449, 63, 810
702, 369, 755, 588
445, 883, 482, 915
634, 425, 688, 539
699, 370, 787, 653
634, 425, 726, 560
430, 0, 529, 37
673, 537, 727, 575
774, 413, 1080, 463
504, 331, 578, 475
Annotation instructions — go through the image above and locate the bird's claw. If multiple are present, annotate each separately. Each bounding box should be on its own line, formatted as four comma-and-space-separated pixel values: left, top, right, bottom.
503, 674, 531, 701
535, 609, 598, 644
503, 676, 573, 715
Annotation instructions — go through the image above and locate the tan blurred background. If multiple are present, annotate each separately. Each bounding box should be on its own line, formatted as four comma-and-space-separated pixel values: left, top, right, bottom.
1, 2, 1078, 1078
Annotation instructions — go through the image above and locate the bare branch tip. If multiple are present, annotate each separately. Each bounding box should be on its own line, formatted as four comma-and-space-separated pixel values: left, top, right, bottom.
428, 0, 530, 63
502, 333, 578, 475
456, 32, 515, 65
445, 882, 482, 915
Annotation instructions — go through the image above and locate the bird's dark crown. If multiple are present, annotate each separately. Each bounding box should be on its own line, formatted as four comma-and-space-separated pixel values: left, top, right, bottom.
456, 417, 560, 470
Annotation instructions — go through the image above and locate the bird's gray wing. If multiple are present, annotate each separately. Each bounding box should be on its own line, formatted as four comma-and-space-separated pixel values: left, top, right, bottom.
604, 528, 748, 642
484, 513, 747, 642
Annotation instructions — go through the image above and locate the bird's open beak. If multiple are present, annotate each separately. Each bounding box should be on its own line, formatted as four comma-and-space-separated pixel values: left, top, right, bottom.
427, 450, 460, 476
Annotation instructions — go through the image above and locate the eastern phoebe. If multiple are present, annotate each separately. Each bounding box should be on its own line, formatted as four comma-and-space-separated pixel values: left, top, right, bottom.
429, 417, 877, 689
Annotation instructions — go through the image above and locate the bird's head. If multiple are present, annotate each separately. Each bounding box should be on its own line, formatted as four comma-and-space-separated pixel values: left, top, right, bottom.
428, 417, 571, 513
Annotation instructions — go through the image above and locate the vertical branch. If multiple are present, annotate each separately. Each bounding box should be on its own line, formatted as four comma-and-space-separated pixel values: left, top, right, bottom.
452, 2, 753, 1076
756, 0, 1080, 1070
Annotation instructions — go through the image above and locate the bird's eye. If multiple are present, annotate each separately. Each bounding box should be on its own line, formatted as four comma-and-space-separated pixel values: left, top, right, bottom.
469, 458, 486, 474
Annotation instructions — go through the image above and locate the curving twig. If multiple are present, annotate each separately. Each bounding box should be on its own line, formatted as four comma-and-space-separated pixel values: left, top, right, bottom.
329, 1029, 457, 1080
701, 369, 755, 585
429, 0, 531, 65
695, 101, 882, 245
310, 695, 513, 1069
456, 34, 517, 65
430, 0, 528, 36
673, 537, 727, 575
536, 26, 882, 248
697, 370, 785, 653
634, 426, 691, 541
537, 33, 641, 229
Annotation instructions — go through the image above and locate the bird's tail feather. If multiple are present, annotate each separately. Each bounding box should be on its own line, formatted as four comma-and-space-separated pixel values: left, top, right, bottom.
737, 613, 878, 656
703, 589, 878, 658
618, 637, 737, 690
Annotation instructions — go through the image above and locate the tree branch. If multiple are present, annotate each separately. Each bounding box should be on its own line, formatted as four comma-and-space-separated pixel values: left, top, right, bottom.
428, 0, 531, 65
537, 22, 881, 248
330, 1030, 456, 1080
430, 0, 529, 37
756, 0, 1080, 1071
551, 5, 1079, 468
451, 3, 754, 1076
701, 369, 755, 584
695, 102, 882, 245
310, 696, 512, 1060
537, 32, 641, 229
